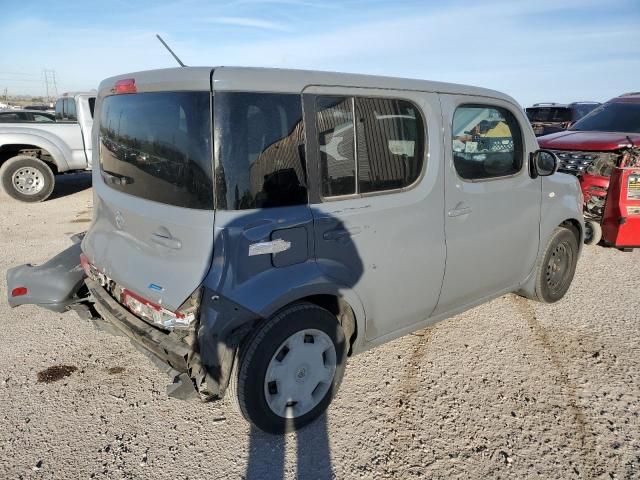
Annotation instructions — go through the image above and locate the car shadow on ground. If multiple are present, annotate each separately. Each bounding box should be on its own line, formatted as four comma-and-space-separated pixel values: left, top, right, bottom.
49, 172, 92, 200
245, 413, 333, 479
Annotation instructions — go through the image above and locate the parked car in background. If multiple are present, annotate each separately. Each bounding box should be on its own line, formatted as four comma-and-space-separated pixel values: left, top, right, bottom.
0, 110, 56, 123
7, 67, 583, 434
538, 93, 640, 174
24, 104, 53, 112
0, 91, 96, 202
526, 101, 600, 136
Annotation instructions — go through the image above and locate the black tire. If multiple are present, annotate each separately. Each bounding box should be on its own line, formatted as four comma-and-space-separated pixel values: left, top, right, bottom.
229, 302, 347, 434
535, 226, 579, 303
0, 155, 55, 202
584, 220, 602, 246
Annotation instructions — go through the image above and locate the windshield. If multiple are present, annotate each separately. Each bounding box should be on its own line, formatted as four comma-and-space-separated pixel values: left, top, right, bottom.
525, 107, 571, 123
570, 101, 640, 133
99, 91, 213, 209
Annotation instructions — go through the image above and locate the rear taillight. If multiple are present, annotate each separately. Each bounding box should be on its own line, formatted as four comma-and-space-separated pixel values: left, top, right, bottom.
121, 288, 201, 329
113, 78, 136, 94
11, 287, 28, 297
80, 253, 90, 276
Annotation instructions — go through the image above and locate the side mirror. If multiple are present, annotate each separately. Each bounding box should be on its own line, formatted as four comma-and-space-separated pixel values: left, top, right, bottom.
530, 150, 558, 178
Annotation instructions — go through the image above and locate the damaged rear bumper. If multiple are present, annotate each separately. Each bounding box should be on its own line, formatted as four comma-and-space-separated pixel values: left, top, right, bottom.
85, 278, 201, 400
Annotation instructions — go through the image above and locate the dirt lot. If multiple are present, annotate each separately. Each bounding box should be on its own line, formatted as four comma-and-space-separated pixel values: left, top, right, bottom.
0, 174, 639, 479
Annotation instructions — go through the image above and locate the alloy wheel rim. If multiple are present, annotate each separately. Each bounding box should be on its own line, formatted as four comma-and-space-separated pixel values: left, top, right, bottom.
264, 329, 337, 419
12, 167, 45, 195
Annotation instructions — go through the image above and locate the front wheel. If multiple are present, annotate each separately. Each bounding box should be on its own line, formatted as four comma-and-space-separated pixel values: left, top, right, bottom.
0, 155, 55, 202
229, 303, 347, 434
535, 226, 579, 303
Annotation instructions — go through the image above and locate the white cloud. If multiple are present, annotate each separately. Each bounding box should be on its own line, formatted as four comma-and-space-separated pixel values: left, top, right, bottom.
207, 16, 289, 31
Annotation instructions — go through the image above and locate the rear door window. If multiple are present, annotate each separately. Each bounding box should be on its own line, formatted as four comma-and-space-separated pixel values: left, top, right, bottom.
355, 97, 424, 193
214, 92, 307, 210
316, 96, 356, 197
99, 91, 213, 209
315, 95, 425, 198
452, 105, 523, 180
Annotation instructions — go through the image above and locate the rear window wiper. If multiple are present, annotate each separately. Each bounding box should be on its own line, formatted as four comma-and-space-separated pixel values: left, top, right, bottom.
101, 170, 134, 186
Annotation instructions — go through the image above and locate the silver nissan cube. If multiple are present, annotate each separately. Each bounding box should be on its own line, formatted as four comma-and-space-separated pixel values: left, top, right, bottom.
7, 67, 584, 433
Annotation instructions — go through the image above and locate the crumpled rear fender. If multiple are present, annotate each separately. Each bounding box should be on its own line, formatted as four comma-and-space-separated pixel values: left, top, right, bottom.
6, 240, 86, 312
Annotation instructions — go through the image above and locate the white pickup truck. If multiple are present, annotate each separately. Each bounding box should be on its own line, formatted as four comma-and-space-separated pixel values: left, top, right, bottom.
0, 91, 95, 202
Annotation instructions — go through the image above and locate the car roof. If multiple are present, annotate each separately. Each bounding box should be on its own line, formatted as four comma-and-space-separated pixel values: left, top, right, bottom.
99, 66, 518, 105
59, 91, 97, 99
614, 92, 640, 103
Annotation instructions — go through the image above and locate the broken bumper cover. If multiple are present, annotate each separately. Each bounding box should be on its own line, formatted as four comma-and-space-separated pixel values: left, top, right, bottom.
85, 278, 199, 399
7, 242, 85, 313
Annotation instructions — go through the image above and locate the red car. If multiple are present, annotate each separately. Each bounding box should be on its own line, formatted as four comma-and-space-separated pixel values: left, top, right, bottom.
537, 92, 640, 175
539, 93, 640, 245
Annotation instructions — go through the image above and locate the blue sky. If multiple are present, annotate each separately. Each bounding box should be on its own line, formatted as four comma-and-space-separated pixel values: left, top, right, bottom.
1, 0, 639, 106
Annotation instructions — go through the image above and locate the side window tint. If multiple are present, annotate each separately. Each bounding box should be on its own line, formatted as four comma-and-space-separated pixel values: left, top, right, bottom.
65, 98, 77, 121
215, 92, 307, 210
88, 98, 96, 118
55, 99, 64, 120
355, 97, 424, 193
316, 96, 356, 197
452, 105, 522, 180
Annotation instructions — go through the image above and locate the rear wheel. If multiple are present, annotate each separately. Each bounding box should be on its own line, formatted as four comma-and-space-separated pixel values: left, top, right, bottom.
535, 226, 579, 303
0, 155, 55, 202
584, 220, 602, 245
229, 303, 347, 434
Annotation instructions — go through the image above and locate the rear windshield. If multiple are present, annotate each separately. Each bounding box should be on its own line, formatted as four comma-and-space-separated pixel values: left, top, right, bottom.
570, 101, 640, 133
525, 107, 571, 123
99, 92, 213, 209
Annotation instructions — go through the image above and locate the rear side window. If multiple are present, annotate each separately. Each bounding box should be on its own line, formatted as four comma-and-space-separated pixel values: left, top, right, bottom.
99, 91, 213, 209
525, 107, 571, 123
55, 98, 78, 121
214, 92, 307, 210
452, 105, 523, 180
65, 98, 77, 121
316, 95, 425, 198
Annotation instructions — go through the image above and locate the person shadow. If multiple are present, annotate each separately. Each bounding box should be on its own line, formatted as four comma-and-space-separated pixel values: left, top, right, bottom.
197, 201, 361, 480
244, 413, 333, 480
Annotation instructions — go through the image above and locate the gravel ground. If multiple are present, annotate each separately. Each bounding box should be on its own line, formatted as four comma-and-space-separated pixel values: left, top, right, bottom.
0, 174, 639, 479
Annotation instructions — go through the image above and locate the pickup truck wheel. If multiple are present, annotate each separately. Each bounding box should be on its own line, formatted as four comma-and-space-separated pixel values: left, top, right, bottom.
0, 155, 55, 202
229, 302, 347, 434
535, 226, 579, 303
584, 220, 602, 245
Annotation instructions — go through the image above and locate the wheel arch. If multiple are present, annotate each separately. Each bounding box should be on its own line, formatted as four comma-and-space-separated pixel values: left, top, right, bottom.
0, 136, 69, 172
560, 217, 583, 253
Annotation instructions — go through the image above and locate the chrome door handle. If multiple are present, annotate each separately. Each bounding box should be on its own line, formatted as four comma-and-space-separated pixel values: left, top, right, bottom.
151, 232, 182, 249
448, 206, 472, 217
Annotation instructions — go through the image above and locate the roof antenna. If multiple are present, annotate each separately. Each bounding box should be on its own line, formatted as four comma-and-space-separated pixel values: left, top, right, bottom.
156, 34, 187, 67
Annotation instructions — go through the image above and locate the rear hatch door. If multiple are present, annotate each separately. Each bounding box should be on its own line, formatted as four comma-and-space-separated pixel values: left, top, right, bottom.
82, 69, 215, 311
